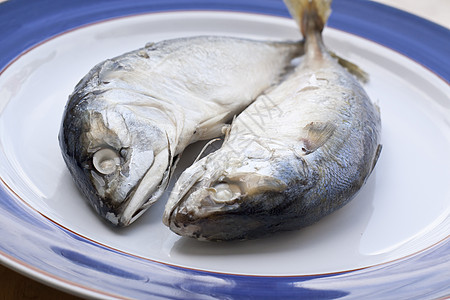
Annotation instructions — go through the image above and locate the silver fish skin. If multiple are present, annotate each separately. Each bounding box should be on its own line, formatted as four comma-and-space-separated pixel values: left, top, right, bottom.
163, 0, 382, 241
59, 36, 303, 227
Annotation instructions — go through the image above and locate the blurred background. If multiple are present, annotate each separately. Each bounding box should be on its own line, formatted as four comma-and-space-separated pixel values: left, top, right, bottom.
376, 0, 449, 28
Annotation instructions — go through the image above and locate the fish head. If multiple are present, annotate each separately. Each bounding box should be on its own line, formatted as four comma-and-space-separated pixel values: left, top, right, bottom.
164, 140, 310, 240
59, 92, 172, 226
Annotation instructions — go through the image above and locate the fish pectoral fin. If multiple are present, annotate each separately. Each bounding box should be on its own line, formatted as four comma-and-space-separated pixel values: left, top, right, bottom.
193, 137, 222, 164
162, 164, 206, 226
195, 111, 230, 140
301, 121, 336, 154
221, 123, 232, 141
329, 51, 369, 83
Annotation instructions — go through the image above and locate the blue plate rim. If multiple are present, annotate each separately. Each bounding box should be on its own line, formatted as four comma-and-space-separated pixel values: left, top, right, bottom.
0, 0, 449, 298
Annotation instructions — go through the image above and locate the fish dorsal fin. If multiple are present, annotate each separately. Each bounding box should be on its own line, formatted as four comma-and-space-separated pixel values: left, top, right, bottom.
329, 51, 369, 83
301, 121, 336, 154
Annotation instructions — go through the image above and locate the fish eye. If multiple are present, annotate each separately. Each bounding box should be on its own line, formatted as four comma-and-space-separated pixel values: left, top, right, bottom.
208, 182, 242, 204
92, 148, 120, 175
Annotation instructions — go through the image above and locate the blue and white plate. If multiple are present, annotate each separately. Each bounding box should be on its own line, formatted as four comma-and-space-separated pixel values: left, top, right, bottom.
0, 0, 449, 298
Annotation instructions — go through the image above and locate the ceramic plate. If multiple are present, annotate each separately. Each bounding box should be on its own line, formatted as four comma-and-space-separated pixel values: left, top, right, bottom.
0, 0, 449, 299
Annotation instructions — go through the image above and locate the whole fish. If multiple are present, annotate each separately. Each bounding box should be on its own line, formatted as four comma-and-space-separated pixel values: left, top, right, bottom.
163, 0, 382, 241
59, 36, 303, 226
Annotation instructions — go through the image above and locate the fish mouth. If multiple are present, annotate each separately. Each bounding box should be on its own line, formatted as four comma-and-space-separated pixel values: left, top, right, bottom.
162, 163, 207, 227
115, 147, 173, 227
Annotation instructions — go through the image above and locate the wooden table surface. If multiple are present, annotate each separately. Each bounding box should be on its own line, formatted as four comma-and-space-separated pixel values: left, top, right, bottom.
0, 264, 82, 299
0, 1, 448, 300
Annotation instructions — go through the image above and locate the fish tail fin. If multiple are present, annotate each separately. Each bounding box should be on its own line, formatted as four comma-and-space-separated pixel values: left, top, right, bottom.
283, 0, 332, 36
284, 0, 370, 80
